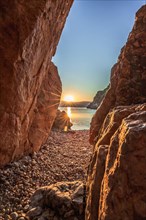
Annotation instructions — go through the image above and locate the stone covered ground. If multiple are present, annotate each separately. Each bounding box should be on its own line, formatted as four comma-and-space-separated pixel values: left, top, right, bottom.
0, 130, 92, 220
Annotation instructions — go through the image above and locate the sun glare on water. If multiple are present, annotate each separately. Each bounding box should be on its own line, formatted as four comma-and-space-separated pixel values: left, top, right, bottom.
64, 95, 74, 102
67, 107, 72, 118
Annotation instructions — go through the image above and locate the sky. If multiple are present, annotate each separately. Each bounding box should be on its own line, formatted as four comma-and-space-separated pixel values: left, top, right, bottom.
53, 0, 145, 101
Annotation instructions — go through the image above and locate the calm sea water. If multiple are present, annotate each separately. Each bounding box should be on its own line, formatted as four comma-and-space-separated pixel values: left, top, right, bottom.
59, 107, 96, 130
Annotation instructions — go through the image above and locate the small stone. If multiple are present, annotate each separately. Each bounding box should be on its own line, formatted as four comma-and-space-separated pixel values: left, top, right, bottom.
23, 205, 29, 213
4, 215, 11, 220
10, 212, 19, 220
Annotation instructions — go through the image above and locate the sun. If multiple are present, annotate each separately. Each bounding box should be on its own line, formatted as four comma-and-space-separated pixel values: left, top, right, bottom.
64, 95, 74, 102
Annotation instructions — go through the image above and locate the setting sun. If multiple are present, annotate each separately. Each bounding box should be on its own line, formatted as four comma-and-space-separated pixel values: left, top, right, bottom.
64, 95, 74, 102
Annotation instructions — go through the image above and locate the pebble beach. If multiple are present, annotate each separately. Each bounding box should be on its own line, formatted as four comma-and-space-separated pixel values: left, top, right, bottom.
0, 130, 92, 220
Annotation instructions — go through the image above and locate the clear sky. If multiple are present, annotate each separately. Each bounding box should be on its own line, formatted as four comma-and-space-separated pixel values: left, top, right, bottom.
53, 0, 145, 101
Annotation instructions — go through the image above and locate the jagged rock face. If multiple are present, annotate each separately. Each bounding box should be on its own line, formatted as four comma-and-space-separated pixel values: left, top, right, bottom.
87, 86, 109, 109
0, 0, 73, 166
90, 5, 146, 145
98, 108, 146, 220
86, 104, 146, 220
86, 5, 146, 220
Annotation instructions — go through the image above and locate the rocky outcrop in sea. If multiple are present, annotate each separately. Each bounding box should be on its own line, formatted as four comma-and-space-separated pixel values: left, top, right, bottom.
87, 86, 109, 109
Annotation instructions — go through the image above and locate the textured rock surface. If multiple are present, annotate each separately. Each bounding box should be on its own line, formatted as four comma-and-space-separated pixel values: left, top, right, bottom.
27, 181, 85, 220
28, 62, 62, 152
98, 108, 146, 220
90, 5, 146, 145
87, 86, 109, 109
86, 104, 146, 220
86, 5, 146, 220
0, 0, 73, 166
52, 109, 73, 131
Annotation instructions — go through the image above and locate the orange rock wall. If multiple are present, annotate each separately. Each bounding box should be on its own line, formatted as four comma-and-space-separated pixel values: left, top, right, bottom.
86, 5, 146, 220
0, 0, 73, 166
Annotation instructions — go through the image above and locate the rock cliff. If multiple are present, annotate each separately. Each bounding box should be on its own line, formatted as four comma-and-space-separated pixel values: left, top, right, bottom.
86, 5, 146, 220
87, 86, 109, 109
90, 5, 146, 145
0, 0, 73, 167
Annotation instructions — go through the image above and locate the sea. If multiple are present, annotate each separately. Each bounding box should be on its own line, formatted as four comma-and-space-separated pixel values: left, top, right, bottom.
59, 107, 96, 130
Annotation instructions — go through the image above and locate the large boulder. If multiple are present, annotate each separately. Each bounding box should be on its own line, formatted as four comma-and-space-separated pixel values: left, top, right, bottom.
0, 0, 73, 166
52, 109, 73, 131
86, 5, 146, 220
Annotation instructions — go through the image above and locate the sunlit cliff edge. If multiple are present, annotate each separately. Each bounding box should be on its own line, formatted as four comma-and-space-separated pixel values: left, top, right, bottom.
86, 5, 146, 220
